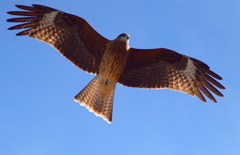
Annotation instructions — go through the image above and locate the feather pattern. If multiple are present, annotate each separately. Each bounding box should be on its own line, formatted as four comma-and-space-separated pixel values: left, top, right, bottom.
7, 4, 109, 74
7, 4, 225, 123
74, 76, 115, 123
119, 48, 225, 103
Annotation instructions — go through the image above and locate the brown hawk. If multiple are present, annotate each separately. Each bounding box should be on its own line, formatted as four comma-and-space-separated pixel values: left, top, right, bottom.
7, 4, 225, 123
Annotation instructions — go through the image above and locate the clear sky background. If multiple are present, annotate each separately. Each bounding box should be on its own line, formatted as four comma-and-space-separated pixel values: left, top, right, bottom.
1, 0, 239, 155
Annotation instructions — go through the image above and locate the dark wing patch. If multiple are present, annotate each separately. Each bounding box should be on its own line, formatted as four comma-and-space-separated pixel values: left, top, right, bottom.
7, 4, 110, 74
119, 48, 225, 103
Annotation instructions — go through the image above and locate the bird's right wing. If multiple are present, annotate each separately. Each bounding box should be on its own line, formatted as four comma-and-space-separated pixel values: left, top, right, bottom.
7, 4, 110, 74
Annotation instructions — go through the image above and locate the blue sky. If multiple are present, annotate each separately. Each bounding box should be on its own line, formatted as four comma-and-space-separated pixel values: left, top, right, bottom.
1, 0, 239, 155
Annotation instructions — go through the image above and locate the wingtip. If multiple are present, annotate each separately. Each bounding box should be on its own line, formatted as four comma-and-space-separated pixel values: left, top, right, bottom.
209, 96, 217, 103
14, 4, 29, 10
6, 18, 11, 22
6, 11, 17, 15
15, 4, 23, 7
206, 69, 223, 80
7, 25, 15, 30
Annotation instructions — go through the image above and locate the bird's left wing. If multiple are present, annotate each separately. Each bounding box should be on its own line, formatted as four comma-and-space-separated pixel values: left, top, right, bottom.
7, 4, 110, 74
118, 48, 225, 103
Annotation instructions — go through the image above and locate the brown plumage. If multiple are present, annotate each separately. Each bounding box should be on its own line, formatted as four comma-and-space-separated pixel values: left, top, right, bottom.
7, 4, 225, 123
74, 36, 130, 122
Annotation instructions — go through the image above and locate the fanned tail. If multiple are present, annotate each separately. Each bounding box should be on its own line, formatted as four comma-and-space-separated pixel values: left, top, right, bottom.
74, 76, 115, 123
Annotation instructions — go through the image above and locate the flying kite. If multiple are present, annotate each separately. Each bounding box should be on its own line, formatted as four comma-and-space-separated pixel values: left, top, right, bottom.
7, 4, 225, 123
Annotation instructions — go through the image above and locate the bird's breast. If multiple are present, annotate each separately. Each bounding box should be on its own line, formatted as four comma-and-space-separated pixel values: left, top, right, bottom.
97, 42, 129, 99
99, 42, 129, 81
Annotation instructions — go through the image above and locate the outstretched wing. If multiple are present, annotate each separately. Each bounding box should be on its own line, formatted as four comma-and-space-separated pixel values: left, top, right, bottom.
7, 4, 109, 74
119, 48, 225, 103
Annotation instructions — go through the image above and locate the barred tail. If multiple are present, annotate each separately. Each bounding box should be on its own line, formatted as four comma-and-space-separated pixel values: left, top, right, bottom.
74, 76, 115, 123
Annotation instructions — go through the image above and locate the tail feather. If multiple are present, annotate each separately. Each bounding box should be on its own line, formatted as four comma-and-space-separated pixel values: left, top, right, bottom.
74, 76, 115, 123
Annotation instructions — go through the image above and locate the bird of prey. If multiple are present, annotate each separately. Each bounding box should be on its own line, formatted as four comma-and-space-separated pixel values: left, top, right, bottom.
7, 4, 225, 123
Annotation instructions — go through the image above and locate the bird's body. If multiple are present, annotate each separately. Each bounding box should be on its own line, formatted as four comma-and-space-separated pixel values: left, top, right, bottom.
74, 34, 130, 122
7, 4, 225, 123
98, 35, 130, 99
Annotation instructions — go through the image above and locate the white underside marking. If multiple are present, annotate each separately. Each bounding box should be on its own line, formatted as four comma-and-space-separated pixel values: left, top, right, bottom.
36, 11, 59, 44
183, 57, 197, 76
181, 57, 197, 92
40, 11, 58, 27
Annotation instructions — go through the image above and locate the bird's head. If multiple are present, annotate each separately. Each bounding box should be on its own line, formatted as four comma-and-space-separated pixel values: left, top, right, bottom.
117, 33, 130, 42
